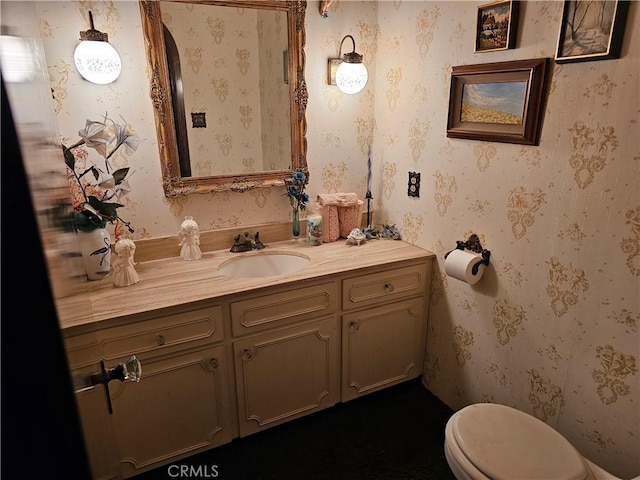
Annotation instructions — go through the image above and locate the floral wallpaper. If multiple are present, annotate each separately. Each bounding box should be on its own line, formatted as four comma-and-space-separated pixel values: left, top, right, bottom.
34, 1, 638, 477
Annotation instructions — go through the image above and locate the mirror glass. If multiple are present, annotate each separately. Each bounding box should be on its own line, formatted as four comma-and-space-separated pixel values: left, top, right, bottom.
139, 0, 308, 195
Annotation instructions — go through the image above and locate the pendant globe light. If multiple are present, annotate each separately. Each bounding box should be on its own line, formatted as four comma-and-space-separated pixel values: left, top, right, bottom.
0, 28, 37, 84
73, 11, 121, 85
334, 35, 368, 95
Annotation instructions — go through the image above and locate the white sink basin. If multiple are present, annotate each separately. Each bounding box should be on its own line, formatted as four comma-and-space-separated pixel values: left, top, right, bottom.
217, 251, 310, 279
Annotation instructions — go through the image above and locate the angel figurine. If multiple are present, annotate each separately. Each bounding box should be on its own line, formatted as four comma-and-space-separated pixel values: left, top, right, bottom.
178, 216, 202, 261
112, 238, 140, 287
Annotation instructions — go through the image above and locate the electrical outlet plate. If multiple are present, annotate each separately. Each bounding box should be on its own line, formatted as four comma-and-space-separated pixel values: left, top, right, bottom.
408, 172, 420, 197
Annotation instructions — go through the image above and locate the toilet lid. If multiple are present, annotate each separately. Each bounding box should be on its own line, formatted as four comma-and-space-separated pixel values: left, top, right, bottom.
451, 403, 590, 480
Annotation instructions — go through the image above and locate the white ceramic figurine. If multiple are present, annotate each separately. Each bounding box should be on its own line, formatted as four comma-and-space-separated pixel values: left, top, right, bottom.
346, 228, 367, 246
178, 216, 202, 261
112, 238, 140, 287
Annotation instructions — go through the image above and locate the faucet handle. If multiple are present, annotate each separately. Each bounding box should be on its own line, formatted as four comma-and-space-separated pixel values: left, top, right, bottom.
230, 231, 265, 252
254, 232, 265, 250
230, 233, 245, 252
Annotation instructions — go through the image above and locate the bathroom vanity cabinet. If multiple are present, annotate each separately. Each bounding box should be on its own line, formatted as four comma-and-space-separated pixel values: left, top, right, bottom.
61, 240, 433, 479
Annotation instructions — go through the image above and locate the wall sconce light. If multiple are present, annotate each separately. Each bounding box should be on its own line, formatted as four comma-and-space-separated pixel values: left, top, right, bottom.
73, 11, 121, 85
328, 35, 368, 95
0, 27, 37, 84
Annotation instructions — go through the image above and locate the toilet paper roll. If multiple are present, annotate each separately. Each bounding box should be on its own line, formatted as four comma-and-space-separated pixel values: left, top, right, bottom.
444, 249, 485, 285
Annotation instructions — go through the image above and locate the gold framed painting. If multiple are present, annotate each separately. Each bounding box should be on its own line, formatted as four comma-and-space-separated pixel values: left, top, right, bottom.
446, 58, 549, 145
475, 0, 519, 53
555, 0, 630, 63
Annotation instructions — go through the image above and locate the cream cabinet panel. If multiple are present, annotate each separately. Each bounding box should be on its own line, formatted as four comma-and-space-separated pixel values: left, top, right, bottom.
342, 263, 430, 310
98, 306, 223, 361
231, 282, 336, 336
75, 378, 121, 480
342, 297, 426, 402
234, 316, 340, 437
65, 334, 120, 480
110, 345, 234, 478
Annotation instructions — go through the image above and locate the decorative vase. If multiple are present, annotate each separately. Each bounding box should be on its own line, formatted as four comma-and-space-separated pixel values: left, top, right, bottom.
78, 227, 112, 280
292, 208, 301, 241
306, 213, 323, 246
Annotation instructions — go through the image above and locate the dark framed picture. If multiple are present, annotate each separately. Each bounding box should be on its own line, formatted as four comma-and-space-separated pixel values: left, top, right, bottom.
555, 0, 630, 63
446, 58, 549, 145
475, 0, 519, 52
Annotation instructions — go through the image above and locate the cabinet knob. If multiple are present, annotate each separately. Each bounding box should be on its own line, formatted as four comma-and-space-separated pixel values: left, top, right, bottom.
384, 283, 395, 292
200, 357, 219, 372
242, 349, 254, 360
349, 321, 360, 331
155, 334, 166, 346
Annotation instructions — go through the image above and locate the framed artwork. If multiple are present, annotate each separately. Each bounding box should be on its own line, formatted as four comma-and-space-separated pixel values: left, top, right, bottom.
446, 58, 549, 145
475, 0, 519, 53
555, 0, 630, 63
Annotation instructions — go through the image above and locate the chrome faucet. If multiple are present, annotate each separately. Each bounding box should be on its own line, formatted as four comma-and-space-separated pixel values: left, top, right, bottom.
230, 231, 265, 252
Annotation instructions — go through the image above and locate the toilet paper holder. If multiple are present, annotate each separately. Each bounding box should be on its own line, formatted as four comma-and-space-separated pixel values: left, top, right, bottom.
444, 234, 491, 275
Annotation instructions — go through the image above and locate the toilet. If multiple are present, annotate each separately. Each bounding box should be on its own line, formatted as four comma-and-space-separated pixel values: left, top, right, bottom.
444, 403, 629, 480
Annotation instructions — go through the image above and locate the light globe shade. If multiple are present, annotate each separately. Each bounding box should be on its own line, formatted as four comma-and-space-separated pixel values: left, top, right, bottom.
335, 61, 368, 95
73, 40, 121, 85
0, 35, 37, 83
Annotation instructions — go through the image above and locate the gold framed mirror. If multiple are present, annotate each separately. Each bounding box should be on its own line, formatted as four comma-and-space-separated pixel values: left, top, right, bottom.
139, 0, 308, 196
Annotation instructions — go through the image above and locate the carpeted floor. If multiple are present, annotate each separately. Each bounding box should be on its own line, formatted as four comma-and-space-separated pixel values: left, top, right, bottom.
135, 378, 456, 480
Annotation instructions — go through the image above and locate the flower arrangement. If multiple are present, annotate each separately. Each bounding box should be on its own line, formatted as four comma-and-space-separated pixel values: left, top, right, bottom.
62, 112, 141, 234
284, 171, 309, 211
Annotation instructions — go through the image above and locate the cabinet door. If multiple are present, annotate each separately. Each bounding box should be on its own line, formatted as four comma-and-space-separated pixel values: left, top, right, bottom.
74, 378, 121, 480
110, 345, 233, 478
342, 297, 426, 402
234, 316, 339, 437
66, 334, 122, 480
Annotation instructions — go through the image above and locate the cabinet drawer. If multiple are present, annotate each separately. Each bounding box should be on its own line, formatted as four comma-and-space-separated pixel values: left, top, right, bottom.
98, 306, 223, 360
343, 263, 429, 310
231, 282, 337, 336
65, 332, 102, 369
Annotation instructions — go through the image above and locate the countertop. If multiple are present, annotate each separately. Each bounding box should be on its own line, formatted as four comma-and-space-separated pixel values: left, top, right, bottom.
57, 239, 435, 333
